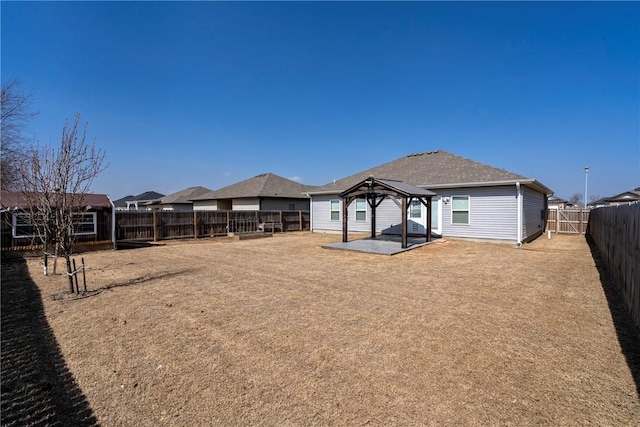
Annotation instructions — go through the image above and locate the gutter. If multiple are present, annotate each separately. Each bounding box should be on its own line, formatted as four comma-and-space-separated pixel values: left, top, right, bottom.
419, 179, 554, 195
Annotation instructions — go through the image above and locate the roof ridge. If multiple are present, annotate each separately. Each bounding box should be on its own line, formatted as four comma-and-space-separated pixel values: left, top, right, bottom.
255, 172, 271, 194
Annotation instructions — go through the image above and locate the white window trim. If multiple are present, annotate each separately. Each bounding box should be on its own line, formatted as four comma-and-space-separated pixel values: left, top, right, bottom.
12, 213, 45, 238
330, 199, 340, 221
355, 198, 367, 222
451, 195, 470, 225
11, 212, 97, 238
73, 212, 97, 235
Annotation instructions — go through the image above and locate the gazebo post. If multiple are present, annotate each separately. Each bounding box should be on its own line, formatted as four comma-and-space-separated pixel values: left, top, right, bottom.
426, 196, 432, 242
401, 197, 408, 249
370, 195, 376, 239
342, 197, 348, 243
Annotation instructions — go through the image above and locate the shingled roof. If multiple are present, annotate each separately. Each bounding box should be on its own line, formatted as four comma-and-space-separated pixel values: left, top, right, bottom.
112, 191, 164, 207
192, 173, 317, 201
0, 190, 113, 210
158, 186, 213, 204
308, 150, 551, 194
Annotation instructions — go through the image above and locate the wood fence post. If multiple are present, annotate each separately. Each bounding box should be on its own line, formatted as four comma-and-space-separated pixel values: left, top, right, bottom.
299, 211, 302, 231
193, 210, 198, 239
279, 211, 283, 232
153, 211, 158, 242
579, 208, 583, 234
556, 209, 559, 233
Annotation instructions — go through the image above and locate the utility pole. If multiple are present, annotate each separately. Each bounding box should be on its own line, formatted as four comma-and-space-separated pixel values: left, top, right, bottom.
584, 166, 589, 208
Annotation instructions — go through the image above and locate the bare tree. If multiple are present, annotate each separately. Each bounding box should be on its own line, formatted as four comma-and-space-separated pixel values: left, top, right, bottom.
19, 114, 107, 293
1, 78, 37, 190
568, 193, 582, 206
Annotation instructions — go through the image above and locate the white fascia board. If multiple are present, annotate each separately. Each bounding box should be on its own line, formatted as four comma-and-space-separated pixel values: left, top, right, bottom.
305, 190, 344, 196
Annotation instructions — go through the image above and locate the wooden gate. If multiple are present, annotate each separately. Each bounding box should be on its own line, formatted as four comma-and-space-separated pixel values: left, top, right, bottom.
546, 209, 590, 234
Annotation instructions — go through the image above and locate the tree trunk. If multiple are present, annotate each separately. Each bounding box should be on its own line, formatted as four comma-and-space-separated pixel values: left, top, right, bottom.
66, 255, 74, 293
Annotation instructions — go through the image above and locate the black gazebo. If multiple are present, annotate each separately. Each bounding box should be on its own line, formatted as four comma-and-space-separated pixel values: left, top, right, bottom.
338, 177, 436, 249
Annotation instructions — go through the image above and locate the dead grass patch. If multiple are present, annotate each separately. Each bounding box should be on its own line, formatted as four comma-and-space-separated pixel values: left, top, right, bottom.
9, 232, 640, 425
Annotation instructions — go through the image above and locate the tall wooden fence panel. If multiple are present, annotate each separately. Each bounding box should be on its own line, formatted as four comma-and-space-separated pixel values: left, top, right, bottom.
115, 210, 310, 242
196, 211, 229, 237
588, 202, 640, 328
546, 208, 590, 234
116, 212, 154, 241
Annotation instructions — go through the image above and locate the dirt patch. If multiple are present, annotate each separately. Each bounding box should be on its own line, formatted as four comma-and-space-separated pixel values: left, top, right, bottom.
4, 232, 639, 425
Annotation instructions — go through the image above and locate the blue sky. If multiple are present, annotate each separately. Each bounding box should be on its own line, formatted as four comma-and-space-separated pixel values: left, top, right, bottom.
2, 1, 638, 201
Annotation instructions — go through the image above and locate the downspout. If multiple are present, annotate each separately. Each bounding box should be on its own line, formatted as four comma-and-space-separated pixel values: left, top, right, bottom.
307, 194, 313, 233
515, 182, 522, 248
108, 196, 116, 250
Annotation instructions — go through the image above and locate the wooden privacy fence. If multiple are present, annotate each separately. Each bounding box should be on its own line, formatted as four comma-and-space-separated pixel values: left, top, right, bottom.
546, 208, 590, 234
588, 202, 640, 328
116, 210, 310, 242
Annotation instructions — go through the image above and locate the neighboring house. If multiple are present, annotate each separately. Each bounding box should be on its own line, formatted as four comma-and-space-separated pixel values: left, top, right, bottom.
587, 196, 610, 208
191, 173, 317, 211
605, 187, 640, 205
144, 186, 213, 211
113, 191, 165, 211
547, 196, 573, 210
0, 190, 115, 250
306, 150, 553, 245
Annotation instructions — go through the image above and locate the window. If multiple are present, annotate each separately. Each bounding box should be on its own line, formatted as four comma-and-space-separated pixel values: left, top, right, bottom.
11, 212, 97, 237
330, 200, 340, 221
355, 198, 366, 221
72, 213, 97, 235
12, 213, 45, 238
451, 196, 470, 224
288, 203, 295, 211
431, 198, 439, 229
410, 199, 422, 218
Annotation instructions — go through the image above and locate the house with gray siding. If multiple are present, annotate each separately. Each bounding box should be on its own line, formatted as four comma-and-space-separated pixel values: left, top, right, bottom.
191, 173, 317, 212
306, 150, 553, 245
145, 186, 213, 211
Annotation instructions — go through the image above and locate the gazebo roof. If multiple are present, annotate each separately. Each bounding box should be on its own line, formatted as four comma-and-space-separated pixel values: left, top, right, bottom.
339, 177, 437, 200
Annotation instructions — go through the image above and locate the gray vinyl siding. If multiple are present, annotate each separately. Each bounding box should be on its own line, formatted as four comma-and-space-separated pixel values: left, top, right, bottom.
232, 198, 260, 211
311, 195, 341, 232
193, 200, 218, 211
312, 196, 432, 234
311, 185, 525, 241
522, 186, 545, 241
435, 186, 518, 241
260, 198, 310, 211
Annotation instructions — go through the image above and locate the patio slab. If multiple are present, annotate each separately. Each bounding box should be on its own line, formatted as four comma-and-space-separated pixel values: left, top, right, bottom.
322, 234, 441, 255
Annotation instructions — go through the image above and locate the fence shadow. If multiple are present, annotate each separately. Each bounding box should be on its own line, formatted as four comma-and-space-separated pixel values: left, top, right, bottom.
1, 255, 98, 426
586, 235, 640, 398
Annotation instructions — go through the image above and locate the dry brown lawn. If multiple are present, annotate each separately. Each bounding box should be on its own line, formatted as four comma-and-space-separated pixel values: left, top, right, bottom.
3, 232, 640, 426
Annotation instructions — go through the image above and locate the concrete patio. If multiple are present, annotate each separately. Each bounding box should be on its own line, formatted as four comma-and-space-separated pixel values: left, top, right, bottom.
322, 234, 441, 255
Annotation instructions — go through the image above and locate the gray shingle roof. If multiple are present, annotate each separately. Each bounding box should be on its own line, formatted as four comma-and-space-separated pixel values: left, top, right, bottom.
192, 173, 317, 201
1, 190, 113, 209
113, 191, 164, 207
158, 186, 213, 204
607, 188, 640, 203
340, 177, 437, 198
309, 150, 544, 194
